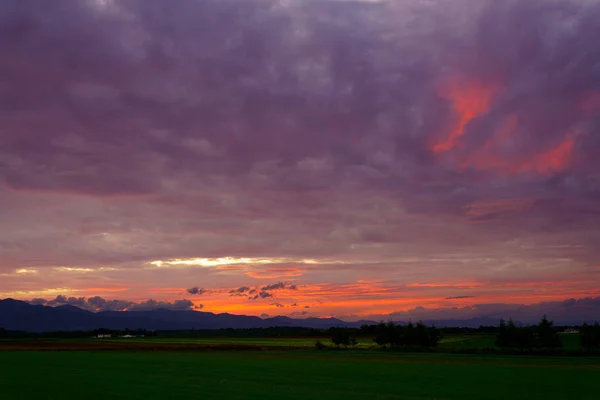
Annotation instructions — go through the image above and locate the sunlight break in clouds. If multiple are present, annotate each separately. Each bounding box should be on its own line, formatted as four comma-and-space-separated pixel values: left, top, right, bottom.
148, 257, 348, 268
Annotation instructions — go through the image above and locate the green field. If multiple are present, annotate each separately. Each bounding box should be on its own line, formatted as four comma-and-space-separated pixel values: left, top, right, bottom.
0, 350, 597, 399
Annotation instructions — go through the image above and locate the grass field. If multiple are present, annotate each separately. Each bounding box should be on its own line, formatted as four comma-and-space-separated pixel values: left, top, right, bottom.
0, 350, 598, 399
0, 333, 586, 352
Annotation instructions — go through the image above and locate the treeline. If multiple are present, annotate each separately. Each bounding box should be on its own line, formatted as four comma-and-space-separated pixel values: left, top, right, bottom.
319, 322, 441, 349
495, 316, 561, 349
373, 321, 441, 348
581, 322, 600, 350
495, 316, 600, 352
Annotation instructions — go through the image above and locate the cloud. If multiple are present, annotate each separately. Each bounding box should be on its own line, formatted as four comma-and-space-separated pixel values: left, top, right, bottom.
446, 296, 476, 300
230, 287, 251, 294
2, 0, 600, 318
129, 299, 194, 312
261, 282, 286, 291
380, 297, 600, 324
187, 287, 206, 295
250, 291, 273, 301
271, 303, 285, 308
260, 282, 298, 291
291, 311, 309, 316
26, 295, 195, 312
47, 295, 87, 308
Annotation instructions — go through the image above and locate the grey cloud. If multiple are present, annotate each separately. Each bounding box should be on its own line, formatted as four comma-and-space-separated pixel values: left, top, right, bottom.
446, 296, 476, 300
87, 296, 107, 308
26, 295, 195, 312
129, 299, 194, 312
261, 282, 298, 291
250, 291, 273, 300
47, 295, 87, 308
382, 297, 600, 325
187, 287, 206, 295
271, 303, 285, 308
230, 286, 251, 294
261, 282, 286, 291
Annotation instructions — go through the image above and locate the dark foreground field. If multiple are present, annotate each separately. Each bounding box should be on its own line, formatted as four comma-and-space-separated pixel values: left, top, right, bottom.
0, 350, 598, 400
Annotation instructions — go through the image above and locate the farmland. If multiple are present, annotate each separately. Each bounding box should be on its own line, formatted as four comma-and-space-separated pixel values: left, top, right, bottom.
0, 350, 598, 400
0, 332, 585, 351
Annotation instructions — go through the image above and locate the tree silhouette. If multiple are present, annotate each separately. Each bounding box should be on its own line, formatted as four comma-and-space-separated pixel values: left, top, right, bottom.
372, 321, 440, 349
495, 319, 510, 347
581, 322, 600, 350
330, 328, 356, 348
535, 315, 561, 348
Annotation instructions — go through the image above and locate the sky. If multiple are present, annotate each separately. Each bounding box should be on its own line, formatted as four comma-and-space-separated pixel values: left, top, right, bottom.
1, 0, 600, 323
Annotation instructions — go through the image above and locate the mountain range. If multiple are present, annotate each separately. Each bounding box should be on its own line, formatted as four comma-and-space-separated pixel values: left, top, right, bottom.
0, 298, 508, 332
0, 299, 374, 332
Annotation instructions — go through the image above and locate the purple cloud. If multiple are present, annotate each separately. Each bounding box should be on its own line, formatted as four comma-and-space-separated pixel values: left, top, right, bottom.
2, 0, 600, 319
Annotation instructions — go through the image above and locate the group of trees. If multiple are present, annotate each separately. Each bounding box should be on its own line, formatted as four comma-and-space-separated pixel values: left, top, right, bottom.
580, 323, 600, 350
329, 328, 358, 347
495, 316, 561, 349
373, 321, 441, 348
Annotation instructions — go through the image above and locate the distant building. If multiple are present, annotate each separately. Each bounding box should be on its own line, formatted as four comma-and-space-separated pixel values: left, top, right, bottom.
561, 328, 579, 334
96, 334, 112, 338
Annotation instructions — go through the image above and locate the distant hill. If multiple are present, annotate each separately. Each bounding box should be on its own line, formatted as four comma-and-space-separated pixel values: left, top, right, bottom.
3, 298, 578, 332
0, 299, 372, 332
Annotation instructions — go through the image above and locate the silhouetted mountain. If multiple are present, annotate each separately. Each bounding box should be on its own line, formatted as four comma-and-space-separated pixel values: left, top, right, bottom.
0, 298, 562, 332
0, 299, 371, 332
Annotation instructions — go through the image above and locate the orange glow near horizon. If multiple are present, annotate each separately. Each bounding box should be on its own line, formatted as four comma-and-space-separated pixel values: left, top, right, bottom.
431, 79, 497, 153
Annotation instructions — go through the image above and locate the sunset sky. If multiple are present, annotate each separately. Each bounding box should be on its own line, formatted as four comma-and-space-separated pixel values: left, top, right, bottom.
1, 0, 599, 322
